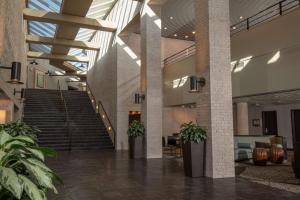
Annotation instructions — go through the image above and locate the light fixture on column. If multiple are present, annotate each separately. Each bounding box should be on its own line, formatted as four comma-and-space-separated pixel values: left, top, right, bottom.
189, 76, 206, 93
134, 93, 145, 104
0, 62, 24, 84
30, 60, 38, 65
13, 88, 25, 99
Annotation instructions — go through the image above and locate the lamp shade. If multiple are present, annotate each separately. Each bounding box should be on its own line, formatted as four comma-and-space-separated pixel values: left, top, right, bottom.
7, 62, 23, 84
189, 76, 199, 92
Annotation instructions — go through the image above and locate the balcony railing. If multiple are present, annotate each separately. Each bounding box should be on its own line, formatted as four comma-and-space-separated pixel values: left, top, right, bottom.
231, 0, 300, 35
164, 0, 300, 67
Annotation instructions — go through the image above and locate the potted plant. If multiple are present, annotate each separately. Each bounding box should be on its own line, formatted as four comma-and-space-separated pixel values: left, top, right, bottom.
180, 121, 207, 177
0, 121, 62, 200
127, 120, 145, 159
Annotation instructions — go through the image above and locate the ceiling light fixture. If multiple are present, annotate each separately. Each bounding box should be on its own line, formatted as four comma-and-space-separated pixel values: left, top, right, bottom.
174, 34, 178, 37
170, 16, 174, 20
164, 27, 167, 30
185, 35, 189, 39
240, 16, 244, 20
232, 26, 237, 30
192, 31, 196, 34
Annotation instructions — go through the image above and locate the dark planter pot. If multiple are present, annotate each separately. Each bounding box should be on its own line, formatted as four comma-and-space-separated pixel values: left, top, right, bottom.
129, 136, 144, 159
182, 141, 205, 177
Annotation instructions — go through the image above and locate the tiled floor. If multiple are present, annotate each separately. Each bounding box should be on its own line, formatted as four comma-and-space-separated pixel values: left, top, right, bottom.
47, 151, 300, 200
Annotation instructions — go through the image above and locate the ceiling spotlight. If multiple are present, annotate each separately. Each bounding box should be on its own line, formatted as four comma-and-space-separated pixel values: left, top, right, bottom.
192, 31, 196, 34
174, 34, 178, 37
164, 27, 168, 30
170, 16, 174, 20
232, 26, 236, 30
240, 16, 244, 20
185, 35, 189, 39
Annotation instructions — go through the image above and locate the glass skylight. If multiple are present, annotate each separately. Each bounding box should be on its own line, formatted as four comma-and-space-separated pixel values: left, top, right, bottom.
27, 0, 63, 53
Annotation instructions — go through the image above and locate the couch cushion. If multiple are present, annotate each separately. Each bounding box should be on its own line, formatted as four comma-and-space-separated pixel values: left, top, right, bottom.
237, 142, 252, 149
255, 141, 271, 149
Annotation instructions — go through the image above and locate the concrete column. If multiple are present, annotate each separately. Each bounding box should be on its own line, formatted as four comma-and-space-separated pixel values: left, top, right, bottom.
194, 0, 235, 178
236, 102, 249, 135
140, 0, 163, 159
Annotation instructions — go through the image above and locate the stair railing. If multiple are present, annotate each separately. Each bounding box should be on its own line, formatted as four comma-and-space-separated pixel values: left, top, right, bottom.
57, 80, 72, 151
85, 82, 116, 146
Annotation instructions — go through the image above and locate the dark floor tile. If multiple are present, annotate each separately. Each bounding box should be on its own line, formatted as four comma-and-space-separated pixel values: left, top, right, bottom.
47, 151, 300, 200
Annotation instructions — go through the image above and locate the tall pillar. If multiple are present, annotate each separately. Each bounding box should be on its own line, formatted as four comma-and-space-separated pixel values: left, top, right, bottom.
236, 102, 249, 135
194, 0, 235, 178
140, 0, 163, 158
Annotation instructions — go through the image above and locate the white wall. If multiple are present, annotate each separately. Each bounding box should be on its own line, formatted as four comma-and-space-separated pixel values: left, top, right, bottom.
27, 59, 68, 90
248, 103, 300, 149
163, 107, 197, 138
232, 9, 300, 97
162, 9, 300, 107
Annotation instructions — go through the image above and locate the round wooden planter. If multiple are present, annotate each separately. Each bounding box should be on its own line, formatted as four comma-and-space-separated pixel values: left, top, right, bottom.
270, 146, 284, 164
253, 148, 268, 166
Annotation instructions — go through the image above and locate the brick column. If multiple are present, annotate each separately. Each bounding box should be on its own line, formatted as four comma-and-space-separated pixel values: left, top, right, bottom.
194, 0, 235, 178
140, 0, 163, 159
237, 102, 250, 135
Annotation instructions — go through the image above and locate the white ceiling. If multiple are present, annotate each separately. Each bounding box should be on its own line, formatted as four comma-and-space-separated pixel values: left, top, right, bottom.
161, 0, 282, 40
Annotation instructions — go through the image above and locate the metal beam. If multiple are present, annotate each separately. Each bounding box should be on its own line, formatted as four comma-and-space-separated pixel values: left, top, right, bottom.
26, 35, 99, 51
27, 51, 89, 63
23, 8, 117, 32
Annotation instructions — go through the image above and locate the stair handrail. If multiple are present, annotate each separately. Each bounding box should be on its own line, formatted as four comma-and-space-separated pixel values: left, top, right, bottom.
85, 82, 116, 146
57, 80, 72, 151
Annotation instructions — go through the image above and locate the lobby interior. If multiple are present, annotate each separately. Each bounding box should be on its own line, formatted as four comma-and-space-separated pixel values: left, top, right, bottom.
0, 0, 300, 199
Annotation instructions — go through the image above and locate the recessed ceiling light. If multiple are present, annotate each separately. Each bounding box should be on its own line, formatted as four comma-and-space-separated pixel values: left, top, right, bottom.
192, 31, 196, 34
240, 16, 244, 20
185, 35, 189, 39
174, 33, 178, 37
170, 16, 174, 20
164, 27, 167, 30
232, 26, 236, 30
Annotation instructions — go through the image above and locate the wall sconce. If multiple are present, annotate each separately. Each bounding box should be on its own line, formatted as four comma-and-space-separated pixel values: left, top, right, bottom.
30, 60, 38, 65
0, 62, 24, 84
13, 88, 25, 98
134, 93, 145, 104
189, 76, 206, 93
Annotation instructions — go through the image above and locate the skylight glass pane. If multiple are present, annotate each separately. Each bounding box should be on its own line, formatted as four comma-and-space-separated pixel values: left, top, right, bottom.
29, 21, 57, 37
28, 0, 62, 13
30, 44, 52, 53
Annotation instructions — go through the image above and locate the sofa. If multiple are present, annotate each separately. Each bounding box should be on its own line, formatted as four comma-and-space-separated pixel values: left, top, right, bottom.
234, 135, 286, 161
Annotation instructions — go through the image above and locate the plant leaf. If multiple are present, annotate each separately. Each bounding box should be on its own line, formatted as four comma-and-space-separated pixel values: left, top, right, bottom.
0, 166, 23, 199
26, 148, 45, 161
0, 131, 12, 146
21, 161, 57, 194
19, 175, 47, 200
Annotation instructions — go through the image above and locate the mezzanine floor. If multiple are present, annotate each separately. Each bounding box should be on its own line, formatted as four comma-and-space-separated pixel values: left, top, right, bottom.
47, 151, 300, 200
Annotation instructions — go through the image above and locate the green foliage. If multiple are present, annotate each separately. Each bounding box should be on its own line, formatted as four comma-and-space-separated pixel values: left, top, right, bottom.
0, 121, 40, 140
127, 121, 145, 138
180, 122, 207, 144
0, 122, 61, 200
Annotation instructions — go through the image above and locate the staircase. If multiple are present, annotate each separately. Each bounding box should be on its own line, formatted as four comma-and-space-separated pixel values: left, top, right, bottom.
23, 89, 114, 151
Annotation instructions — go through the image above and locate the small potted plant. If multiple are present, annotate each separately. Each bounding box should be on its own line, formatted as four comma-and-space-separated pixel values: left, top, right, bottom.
180, 121, 207, 177
128, 120, 145, 159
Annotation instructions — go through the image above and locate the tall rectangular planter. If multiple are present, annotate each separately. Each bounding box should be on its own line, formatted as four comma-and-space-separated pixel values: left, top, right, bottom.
129, 136, 144, 159
182, 141, 205, 177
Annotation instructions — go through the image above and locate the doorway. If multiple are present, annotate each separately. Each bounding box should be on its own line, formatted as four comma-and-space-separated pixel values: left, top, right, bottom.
262, 111, 278, 135
128, 111, 141, 125
291, 110, 300, 178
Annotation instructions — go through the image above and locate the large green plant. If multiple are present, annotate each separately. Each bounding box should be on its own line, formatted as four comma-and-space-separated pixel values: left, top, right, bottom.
127, 121, 145, 138
180, 122, 207, 144
0, 121, 40, 140
0, 122, 61, 200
